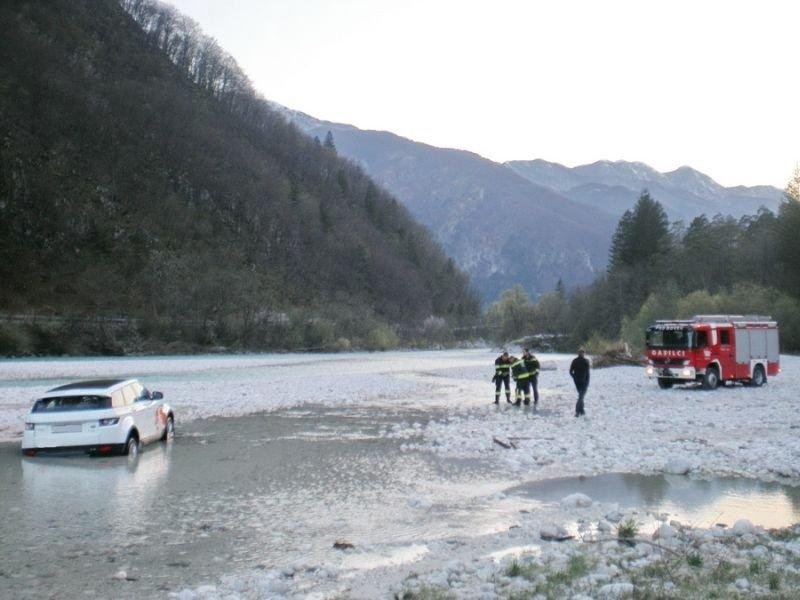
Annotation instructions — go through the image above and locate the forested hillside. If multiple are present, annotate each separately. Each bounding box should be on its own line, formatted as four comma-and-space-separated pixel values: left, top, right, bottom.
0, 0, 479, 354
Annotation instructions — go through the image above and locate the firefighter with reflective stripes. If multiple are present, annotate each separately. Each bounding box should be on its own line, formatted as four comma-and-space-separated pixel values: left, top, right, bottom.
510, 355, 532, 406
493, 351, 512, 404
522, 348, 540, 407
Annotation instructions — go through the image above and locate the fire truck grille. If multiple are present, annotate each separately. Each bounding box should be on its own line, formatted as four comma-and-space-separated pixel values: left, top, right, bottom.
652, 359, 686, 367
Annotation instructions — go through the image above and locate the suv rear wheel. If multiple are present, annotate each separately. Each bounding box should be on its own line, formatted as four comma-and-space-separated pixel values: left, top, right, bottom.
702, 366, 719, 390
161, 416, 175, 442
125, 434, 140, 457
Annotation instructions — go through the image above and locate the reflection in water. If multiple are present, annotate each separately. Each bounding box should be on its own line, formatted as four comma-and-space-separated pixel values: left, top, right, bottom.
21, 445, 172, 532
510, 473, 800, 530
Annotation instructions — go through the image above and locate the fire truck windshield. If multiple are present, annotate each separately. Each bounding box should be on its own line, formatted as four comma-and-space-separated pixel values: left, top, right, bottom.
646, 327, 694, 349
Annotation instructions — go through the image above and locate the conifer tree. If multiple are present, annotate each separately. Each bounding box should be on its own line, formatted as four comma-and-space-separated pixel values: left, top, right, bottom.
323, 130, 336, 151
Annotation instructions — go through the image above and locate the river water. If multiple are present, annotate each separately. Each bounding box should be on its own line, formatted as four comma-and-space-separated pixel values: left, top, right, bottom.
1, 350, 799, 598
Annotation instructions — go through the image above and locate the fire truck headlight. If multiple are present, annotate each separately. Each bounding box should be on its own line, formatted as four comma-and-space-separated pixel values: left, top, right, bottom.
682, 368, 692, 377
645, 366, 655, 377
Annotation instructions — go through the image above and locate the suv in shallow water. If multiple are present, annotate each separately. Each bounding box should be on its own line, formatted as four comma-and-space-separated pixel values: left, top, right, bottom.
22, 379, 174, 457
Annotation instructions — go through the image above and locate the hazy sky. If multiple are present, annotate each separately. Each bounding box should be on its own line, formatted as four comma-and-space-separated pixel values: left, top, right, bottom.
167, 0, 798, 188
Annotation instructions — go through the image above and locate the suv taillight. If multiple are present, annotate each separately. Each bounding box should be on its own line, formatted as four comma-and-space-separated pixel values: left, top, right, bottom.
25, 423, 35, 431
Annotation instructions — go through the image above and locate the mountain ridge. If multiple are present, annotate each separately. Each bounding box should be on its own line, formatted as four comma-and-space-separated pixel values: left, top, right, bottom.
507, 158, 781, 221
268, 102, 617, 303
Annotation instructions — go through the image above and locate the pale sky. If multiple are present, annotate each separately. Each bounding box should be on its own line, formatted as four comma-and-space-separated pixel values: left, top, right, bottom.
166, 0, 798, 188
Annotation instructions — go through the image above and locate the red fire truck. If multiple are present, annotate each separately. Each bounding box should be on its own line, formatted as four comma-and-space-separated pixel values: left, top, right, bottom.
645, 315, 780, 389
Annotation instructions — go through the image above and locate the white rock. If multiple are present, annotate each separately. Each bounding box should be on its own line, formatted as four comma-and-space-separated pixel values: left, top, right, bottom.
735, 577, 750, 590
561, 493, 592, 508
195, 585, 216, 596
597, 582, 634, 598
598, 520, 613, 533
663, 458, 691, 475
427, 571, 449, 588
540, 523, 572, 541
711, 526, 727, 538
732, 519, 754, 536
654, 523, 677, 540
112, 570, 128, 581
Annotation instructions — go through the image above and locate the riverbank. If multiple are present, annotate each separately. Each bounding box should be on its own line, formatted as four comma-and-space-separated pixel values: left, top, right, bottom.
392, 519, 800, 599
169, 495, 800, 599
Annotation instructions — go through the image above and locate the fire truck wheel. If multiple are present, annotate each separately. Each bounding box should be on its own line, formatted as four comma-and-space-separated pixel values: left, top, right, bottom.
657, 378, 674, 389
702, 366, 719, 390
751, 365, 766, 387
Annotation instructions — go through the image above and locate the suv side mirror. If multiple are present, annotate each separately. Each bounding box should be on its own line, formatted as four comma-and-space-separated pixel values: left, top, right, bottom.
151, 391, 163, 400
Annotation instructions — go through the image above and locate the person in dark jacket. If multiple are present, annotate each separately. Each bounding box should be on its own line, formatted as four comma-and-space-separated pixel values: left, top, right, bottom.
493, 351, 513, 404
522, 348, 540, 406
569, 348, 590, 417
510, 355, 531, 406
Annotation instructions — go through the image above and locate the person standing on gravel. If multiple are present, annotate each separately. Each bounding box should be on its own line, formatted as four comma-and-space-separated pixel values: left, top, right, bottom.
493, 351, 513, 404
510, 355, 531, 406
569, 348, 590, 417
522, 348, 540, 407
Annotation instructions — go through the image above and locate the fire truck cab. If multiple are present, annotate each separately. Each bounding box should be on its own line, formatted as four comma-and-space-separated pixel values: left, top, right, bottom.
645, 315, 779, 390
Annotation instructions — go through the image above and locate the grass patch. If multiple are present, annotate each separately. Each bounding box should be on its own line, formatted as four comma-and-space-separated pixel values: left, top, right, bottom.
768, 571, 781, 591
522, 554, 592, 599
748, 558, 766, 575
767, 528, 799, 542
708, 560, 734, 585
686, 553, 703, 568
395, 585, 453, 600
505, 559, 539, 581
617, 518, 639, 540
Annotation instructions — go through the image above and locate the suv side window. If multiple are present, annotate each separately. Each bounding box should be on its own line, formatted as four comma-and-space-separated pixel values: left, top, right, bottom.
130, 381, 145, 401
111, 390, 125, 408
121, 385, 136, 405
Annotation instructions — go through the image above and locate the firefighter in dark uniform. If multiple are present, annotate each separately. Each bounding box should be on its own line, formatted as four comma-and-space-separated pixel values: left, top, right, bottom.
522, 348, 540, 406
510, 355, 531, 406
570, 348, 590, 417
493, 351, 512, 404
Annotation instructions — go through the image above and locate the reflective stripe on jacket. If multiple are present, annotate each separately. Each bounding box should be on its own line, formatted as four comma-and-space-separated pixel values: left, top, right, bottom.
495, 357, 512, 376
524, 356, 540, 376
510, 359, 530, 380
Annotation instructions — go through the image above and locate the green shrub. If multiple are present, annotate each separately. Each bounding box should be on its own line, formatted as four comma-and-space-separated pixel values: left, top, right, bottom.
365, 325, 399, 351
617, 518, 638, 539
687, 553, 703, 568
0, 322, 30, 355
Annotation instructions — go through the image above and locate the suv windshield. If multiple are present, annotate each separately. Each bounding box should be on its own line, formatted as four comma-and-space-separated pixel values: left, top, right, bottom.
646, 326, 694, 349
32, 395, 112, 413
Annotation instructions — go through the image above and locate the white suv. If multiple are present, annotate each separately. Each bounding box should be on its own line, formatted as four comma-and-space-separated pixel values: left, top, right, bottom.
22, 378, 174, 457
